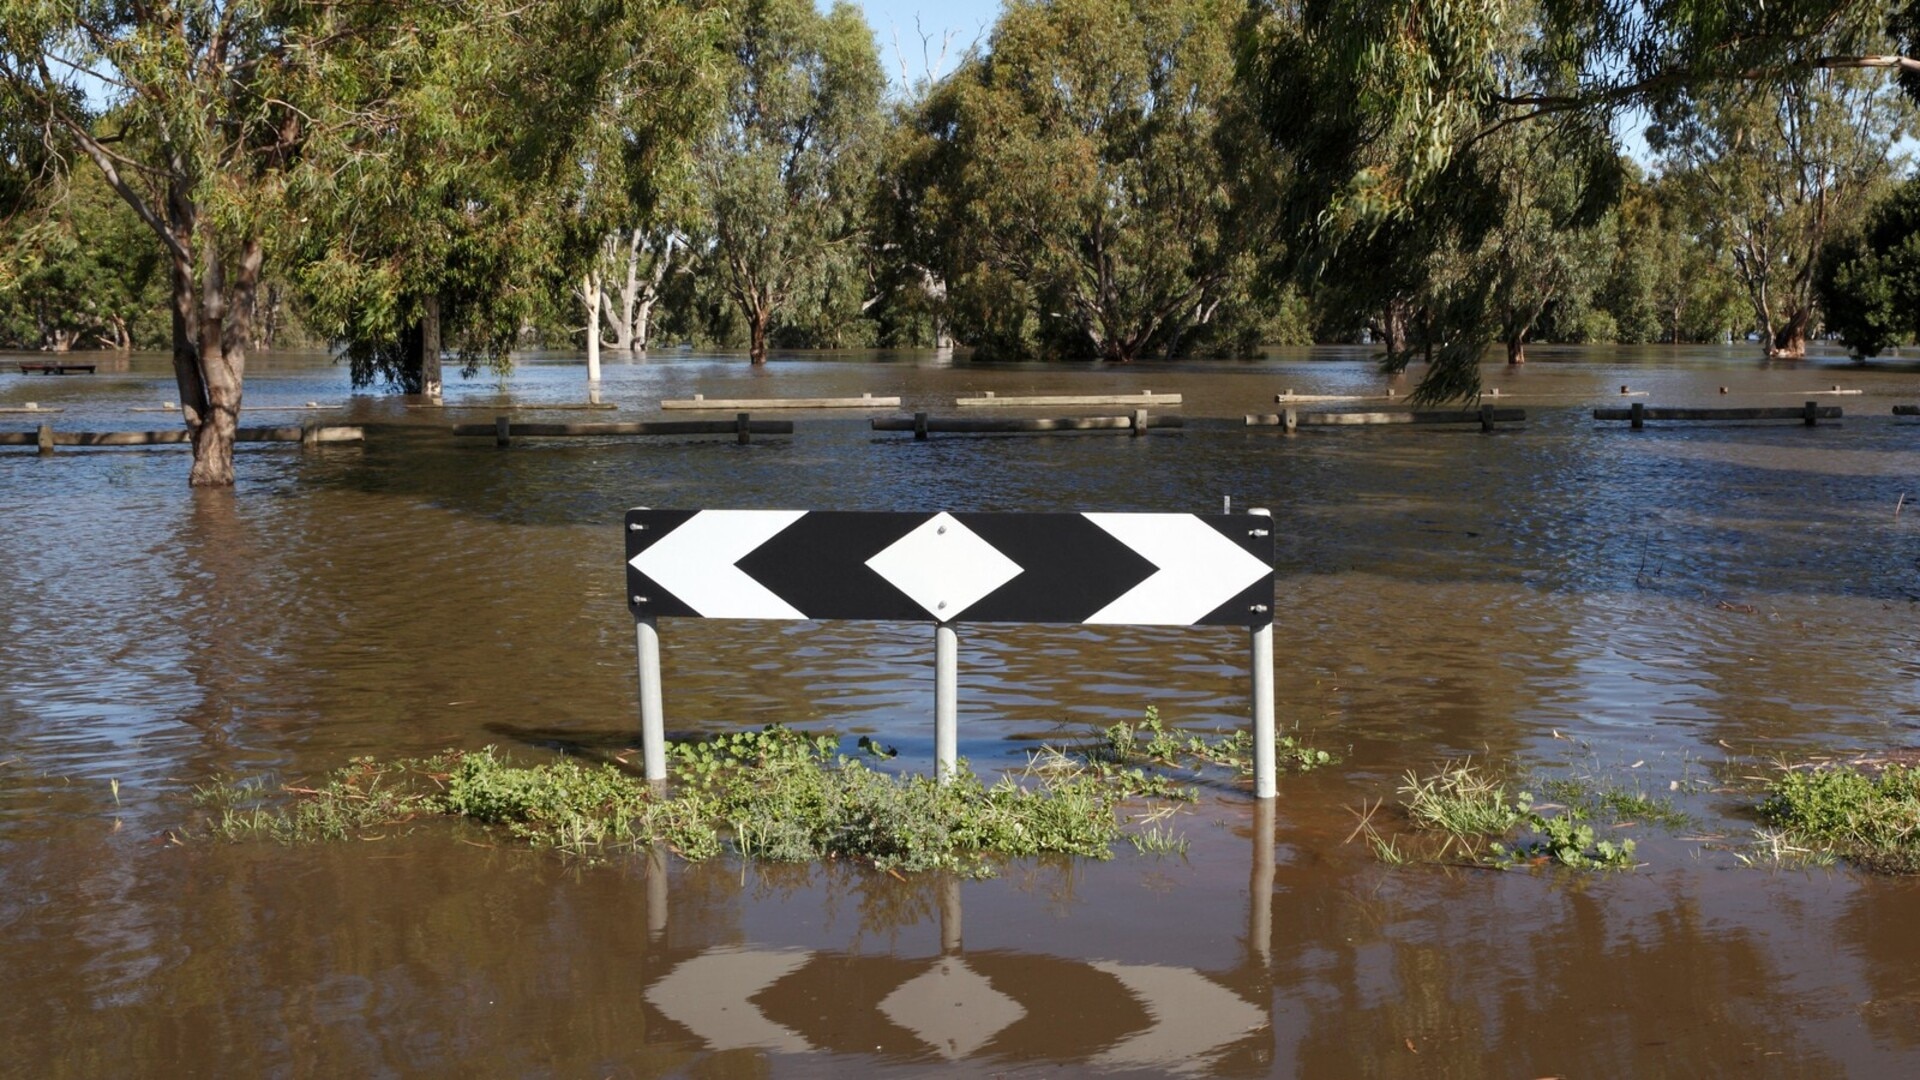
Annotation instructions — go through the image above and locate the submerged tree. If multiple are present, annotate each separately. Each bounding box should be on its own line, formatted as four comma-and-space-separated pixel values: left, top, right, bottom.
1816, 176, 1920, 358
1651, 69, 1910, 358
694, 0, 885, 364
0, 1, 349, 484
889, 0, 1276, 362
1237, 0, 1920, 397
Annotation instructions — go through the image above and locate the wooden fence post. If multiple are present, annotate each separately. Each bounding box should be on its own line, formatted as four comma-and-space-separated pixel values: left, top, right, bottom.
736, 412, 751, 445
1630, 402, 1645, 430
37, 423, 54, 455
495, 415, 511, 448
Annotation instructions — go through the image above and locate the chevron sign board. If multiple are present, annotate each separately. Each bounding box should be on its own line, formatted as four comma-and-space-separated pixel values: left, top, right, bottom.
625, 509, 1275, 627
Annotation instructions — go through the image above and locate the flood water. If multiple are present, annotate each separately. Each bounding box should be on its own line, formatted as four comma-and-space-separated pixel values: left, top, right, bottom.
4, 344, 1920, 1076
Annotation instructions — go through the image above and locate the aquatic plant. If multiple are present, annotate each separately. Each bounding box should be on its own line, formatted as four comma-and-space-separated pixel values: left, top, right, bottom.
1753, 764, 1920, 874
1372, 760, 1640, 871
197, 725, 1205, 876
1103, 705, 1336, 776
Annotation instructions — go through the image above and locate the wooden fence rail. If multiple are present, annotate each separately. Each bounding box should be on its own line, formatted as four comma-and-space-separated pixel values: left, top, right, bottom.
1246, 406, 1522, 433
3, 423, 363, 455
453, 414, 792, 446
1594, 402, 1840, 428
872, 410, 1178, 439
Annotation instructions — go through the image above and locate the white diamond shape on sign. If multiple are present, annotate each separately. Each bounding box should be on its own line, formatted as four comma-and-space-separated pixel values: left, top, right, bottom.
865, 512, 1022, 621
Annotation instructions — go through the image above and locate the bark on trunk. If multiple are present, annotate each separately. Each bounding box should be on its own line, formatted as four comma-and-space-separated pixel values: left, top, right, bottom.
582, 272, 603, 383
749, 306, 770, 365
1770, 308, 1809, 359
1381, 299, 1411, 357
419, 294, 442, 399
1507, 335, 1527, 365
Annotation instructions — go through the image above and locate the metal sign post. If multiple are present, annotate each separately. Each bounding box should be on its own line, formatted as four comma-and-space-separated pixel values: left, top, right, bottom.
625, 508, 1279, 795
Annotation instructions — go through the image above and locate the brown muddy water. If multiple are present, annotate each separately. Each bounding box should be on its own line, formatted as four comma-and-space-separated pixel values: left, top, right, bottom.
4, 344, 1920, 1076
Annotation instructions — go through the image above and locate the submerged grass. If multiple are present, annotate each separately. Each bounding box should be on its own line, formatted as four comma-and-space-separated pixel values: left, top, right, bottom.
1102, 705, 1337, 776
1355, 760, 1640, 871
196, 722, 1232, 876
1751, 764, 1920, 873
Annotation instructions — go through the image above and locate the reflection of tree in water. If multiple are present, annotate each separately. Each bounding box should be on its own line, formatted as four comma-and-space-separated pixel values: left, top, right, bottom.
1278, 872, 1838, 1076
1005, 857, 1085, 918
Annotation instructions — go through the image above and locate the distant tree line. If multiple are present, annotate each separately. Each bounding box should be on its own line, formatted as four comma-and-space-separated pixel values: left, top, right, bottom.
2, 0, 1917, 483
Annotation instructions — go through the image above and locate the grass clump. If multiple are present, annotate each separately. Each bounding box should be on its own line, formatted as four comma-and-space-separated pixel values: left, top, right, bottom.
1103, 706, 1336, 777
1753, 765, 1920, 873
1538, 777, 1690, 829
1358, 760, 1638, 871
197, 726, 1186, 876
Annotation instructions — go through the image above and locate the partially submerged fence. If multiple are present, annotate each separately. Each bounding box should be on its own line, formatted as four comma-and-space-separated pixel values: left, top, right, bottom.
1594, 402, 1841, 428
873, 411, 1178, 439
454, 414, 793, 446
3, 423, 363, 454
1246, 406, 1523, 433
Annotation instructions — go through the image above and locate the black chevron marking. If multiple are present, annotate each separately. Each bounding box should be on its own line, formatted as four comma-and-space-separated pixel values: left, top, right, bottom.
953, 513, 1156, 623
734, 512, 930, 621
625, 509, 702, 618
1197, 514, 1276, 627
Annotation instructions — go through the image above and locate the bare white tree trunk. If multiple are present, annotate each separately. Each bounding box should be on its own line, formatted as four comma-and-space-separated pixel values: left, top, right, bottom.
581, 270, 603, 385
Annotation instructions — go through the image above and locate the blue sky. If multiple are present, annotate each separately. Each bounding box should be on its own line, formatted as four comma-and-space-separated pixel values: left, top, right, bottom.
848, 0, 1002, 85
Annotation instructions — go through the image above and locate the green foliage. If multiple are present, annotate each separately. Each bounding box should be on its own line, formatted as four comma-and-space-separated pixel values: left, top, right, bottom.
1650, 67, 1911, 357
1756, 764, 1920, 873
885, 0, 1283, 362
196, 726, 1213, 875
1390, 760, 1639, 871
1816, 176, 1920, 358
1103, 705, 1336, 777
690, 0, 885, 362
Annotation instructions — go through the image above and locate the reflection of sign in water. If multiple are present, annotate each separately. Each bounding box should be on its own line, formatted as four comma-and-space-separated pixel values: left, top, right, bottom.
878, 956, 1024, 1059
1088, 962, 1270, 1074
643, 945, 813, 1053
642, 946, 1268, 1069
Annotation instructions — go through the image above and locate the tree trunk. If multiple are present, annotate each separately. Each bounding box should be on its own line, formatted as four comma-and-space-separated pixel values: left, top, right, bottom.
419, 294, 442, 399
749, 305, 771, 365
1381, 299, 1411, 357
182, 236, 259, 489
582, 271, 603, 383
1770, 308, 1809, 359
1506, 336, 1527, 365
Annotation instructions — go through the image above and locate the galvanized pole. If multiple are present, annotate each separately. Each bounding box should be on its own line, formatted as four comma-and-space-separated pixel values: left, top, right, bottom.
935, 622, 958, 782
636, 613, 666, 783
1250, 508, 1277, 799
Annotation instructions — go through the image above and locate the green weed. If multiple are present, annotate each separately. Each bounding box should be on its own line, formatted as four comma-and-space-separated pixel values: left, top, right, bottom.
1754, 764, 1920, 873
193, 726, 1212, 876
1377, 760, 1639, 871
1103, 705, 1336, 777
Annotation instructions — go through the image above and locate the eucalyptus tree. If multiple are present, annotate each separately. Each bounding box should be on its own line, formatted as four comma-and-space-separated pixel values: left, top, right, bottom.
1238, 0, 1920, 398
1650, 69, 1911, 358
0, 1, 366, 483
887, 0, 1274, 362
0, 164, 165, 351
1816, 176, 1920, 357
294, 1, 719, 396
694, 0, 885, 364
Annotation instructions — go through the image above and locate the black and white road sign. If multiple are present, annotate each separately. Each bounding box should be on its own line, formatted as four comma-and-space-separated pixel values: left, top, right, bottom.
625, 509, 1274, 627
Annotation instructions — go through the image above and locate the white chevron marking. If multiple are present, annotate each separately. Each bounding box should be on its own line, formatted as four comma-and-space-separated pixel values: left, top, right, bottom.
879, 956, 1025, 1059
1088, 962, 1267, 1072
1081, 514, 1270, 625
629, 510, 807, 619
644, 945, 815, 1053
